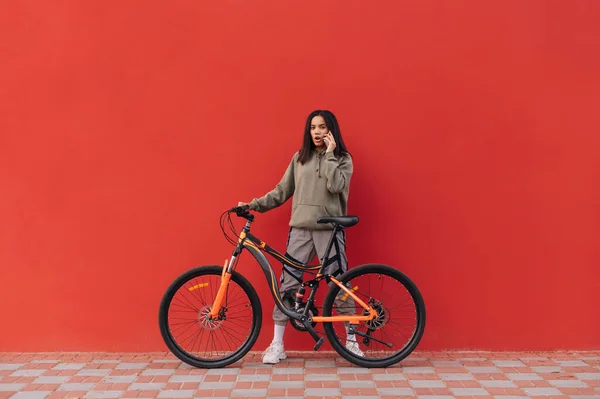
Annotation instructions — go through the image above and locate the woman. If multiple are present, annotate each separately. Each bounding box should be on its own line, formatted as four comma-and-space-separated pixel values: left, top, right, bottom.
238, 109, 363, 364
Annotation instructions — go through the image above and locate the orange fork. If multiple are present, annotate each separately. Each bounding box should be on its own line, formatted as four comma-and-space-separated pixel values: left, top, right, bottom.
208, 259, 232, 319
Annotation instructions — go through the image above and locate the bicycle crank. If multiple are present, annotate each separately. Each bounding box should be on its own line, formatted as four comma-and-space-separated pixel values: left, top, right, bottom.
289, 303, 319, 332
301, 317, 325, 351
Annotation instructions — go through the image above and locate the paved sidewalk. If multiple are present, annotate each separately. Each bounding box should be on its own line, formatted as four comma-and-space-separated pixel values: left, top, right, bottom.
1, 350, 599, 399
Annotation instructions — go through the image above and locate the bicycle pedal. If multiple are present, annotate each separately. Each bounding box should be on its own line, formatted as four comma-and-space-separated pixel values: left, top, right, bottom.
313, 337, 325, 351
302, 319, 322, 344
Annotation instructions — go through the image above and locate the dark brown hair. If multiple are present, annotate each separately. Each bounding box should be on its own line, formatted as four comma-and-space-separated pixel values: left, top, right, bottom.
298, 110, 350, 164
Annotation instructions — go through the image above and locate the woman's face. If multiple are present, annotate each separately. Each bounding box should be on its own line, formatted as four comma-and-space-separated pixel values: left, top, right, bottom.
310, 115, 329, 148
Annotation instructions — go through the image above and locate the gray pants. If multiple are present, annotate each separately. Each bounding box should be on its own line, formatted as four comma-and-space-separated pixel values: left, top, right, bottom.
273, 227, 357, 325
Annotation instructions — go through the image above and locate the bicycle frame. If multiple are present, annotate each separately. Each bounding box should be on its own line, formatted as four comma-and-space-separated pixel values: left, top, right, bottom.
208, 212, 378, 327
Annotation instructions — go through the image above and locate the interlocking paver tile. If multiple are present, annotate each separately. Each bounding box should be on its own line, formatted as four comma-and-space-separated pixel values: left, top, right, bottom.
305, 374, 339, 381
269, 380, 304, 388
467, 366, 502, 373
229, 388, 268, 396
377, 387, 415, 395
521, 386, 562, 395
557, 360, 588, 367
304, 387, 342, 395
56, 383, 95, 391
575, 373, 600, 380
450, 387, 490, 395
0, 383, 26, 391
83, 391, 124, 398
0, 365, 24, 371
402, 366, 436, 374
480, 379, 518, 388
415, 396, 456, 399
305, 360, 337, 368
494, 360, 527, 367
271, 367, 303, 374
507, 372, 544, 380
9, 392, 52, 399
372, 373, 406, 381
52, 364, 86, 371
115, 363, 148, 370
531, 366, 562, 373
128, 382, 166, 390
338, 367, 370, 374
411, 379, 447, 388
439, 373, 475, 380
156, 389, 195, 398
76, 369, 111, 377
339, 380, 375, 388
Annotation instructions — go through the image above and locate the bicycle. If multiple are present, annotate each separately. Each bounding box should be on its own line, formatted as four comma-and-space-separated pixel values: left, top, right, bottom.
158, 205, 426, 368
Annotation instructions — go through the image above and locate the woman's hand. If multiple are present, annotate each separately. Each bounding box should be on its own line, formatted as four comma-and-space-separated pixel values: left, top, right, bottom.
323, 132, 336, 153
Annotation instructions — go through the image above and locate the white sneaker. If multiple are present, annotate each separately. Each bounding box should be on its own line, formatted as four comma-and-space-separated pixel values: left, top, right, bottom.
346, 340, 365, 357
262, 341, 287, 364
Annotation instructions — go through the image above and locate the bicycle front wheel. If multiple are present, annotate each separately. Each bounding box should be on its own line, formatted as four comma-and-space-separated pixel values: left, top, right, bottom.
322, 264, 426, 368
158, 266, 262, 368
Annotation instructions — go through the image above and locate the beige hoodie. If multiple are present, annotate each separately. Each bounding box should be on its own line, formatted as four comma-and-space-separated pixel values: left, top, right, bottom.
249, 149, 353, 230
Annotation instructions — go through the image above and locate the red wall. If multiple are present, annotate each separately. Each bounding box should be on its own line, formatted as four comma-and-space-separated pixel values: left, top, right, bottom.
1, 1, 599, 352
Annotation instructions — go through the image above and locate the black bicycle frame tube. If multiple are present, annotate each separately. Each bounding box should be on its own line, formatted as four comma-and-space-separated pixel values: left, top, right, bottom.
241, 243, 304, 321
246, 229, 341, 274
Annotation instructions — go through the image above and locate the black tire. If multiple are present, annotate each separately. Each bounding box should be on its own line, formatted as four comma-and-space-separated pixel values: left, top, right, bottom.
158, 266, 262, 368
322, 264, 426, 368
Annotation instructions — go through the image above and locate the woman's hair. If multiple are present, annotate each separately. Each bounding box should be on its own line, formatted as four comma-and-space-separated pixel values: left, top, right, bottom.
298, 110, 350, 164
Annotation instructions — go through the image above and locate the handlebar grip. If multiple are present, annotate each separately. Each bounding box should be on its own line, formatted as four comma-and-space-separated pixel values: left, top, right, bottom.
230, 205, 250, 214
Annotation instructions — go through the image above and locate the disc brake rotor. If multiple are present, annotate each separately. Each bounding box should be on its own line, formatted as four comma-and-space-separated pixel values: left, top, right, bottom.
364, 301, 389, 330
198, 305, 225, 330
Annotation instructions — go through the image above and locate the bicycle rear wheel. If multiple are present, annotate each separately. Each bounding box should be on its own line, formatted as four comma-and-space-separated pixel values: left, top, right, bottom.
322, 264, 426, 368
158, 266, 262, 368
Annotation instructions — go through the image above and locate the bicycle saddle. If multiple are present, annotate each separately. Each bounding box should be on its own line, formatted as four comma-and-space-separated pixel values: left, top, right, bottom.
316, 215, 359, 228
